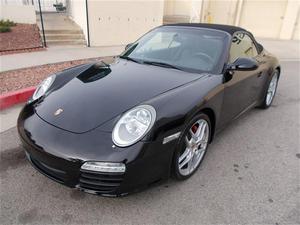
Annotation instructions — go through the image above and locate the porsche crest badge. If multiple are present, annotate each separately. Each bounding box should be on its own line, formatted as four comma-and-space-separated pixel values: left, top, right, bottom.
54, 108, 63, 116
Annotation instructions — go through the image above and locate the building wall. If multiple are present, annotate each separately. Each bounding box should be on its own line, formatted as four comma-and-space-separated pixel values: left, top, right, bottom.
164, 0, 203, 23
293, 9, 300, 40
87, 0, 164, 46
0, 5, 36, 24
239, 0, 287, 38
202, 0, 237, 25
67, 0, 88, 45
163, 0, 300, 40
68, 0, 299, 47
164, 0, 193, 16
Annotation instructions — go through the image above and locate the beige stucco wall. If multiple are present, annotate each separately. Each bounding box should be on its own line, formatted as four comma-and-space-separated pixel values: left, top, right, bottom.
67, 0, 88, 45
164, 0, 193, 16
164, 0, 203, 23
279, 0, 300, 40
0, 5, 36, 24
292, 10, 300, 40
239, 0, 287, 38
68, 0, 299, 46
163, 0, 300, 40
202, 0, 237, 25
88, 0, 164, 46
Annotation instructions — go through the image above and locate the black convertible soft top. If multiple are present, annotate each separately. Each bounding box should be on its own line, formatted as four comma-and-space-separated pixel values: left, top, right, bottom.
164, 23, 263, 53
164, 23, 248, 36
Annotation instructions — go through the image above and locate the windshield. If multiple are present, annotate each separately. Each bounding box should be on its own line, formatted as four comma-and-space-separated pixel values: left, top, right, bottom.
121, 26, 230, 73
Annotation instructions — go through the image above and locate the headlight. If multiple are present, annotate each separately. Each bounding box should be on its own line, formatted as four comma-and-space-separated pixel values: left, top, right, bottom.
32, 75, 55, 101
112, 105, 156, 147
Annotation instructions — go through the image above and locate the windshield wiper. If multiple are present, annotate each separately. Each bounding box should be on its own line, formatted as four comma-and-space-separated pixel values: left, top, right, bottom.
119, 55, 142, 64
143, 61, 182, 71
120, 57, 183, 71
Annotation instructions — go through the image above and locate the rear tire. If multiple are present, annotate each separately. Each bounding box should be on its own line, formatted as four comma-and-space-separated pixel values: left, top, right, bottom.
172, 113, 211, 180
258, 70, 279, 109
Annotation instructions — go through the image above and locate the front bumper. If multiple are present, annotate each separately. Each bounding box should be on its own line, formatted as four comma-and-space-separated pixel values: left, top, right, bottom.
18, 105, 176, 196
25, 151, 127, 196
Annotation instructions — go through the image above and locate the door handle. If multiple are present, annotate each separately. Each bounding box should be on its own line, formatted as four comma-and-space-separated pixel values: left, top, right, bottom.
257, 72, 263, 77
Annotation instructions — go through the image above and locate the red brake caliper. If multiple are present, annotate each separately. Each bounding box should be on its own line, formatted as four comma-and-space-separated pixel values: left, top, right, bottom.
191, 124, 198, 134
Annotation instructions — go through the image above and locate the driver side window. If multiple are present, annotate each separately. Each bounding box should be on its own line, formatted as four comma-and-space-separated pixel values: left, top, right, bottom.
229, 33, 258, 63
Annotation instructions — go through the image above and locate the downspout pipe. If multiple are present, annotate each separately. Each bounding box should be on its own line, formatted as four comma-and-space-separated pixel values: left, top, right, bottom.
85, 0, 91, 47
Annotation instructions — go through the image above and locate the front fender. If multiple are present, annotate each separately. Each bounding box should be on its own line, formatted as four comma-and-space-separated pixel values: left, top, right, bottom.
96, 74, 225, 144
144, 74, 224, 143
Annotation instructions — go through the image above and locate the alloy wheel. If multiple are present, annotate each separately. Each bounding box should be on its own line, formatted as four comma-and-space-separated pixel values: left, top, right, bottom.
178, 119, 209, 176
266, 72, 279, 106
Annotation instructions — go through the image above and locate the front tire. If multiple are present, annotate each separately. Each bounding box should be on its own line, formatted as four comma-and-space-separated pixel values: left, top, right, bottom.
173, 113, 211, 180
259, 70, 279, 109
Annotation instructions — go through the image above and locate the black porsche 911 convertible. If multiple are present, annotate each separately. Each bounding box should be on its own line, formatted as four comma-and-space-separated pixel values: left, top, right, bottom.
18, 23, 280, 197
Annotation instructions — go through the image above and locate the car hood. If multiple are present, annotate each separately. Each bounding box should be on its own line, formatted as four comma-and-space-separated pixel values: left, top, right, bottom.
35, 59, 204, 133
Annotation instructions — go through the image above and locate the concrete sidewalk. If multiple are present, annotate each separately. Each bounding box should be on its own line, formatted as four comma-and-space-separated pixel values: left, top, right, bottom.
0, 45, 125, 72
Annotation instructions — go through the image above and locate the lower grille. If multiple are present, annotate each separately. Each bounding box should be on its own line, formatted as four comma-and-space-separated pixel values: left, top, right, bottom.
30, 155, 66, 183
79, 170, 124, 193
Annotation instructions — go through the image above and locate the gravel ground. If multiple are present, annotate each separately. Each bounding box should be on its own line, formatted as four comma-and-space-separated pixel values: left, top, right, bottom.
0, 57, 104, 94
0, 24, 43, 55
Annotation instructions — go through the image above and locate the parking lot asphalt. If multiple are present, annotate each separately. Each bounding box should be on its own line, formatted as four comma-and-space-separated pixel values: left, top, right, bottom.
0, 60, 299, 225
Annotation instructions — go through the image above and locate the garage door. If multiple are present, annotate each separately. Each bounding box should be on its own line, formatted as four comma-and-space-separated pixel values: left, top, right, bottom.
239, 0, 287, 38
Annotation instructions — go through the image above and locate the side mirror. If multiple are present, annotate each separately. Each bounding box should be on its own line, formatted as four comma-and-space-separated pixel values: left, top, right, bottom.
227, 57, 258, 71
125, 43, 133, 50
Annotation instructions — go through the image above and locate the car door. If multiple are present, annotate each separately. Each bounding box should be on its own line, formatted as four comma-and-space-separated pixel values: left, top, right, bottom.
253, 46, 271, 101
219, 32, 263, 127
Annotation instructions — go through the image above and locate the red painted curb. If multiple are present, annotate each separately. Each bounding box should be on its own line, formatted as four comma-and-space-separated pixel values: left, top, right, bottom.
0, 87, 36, 110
